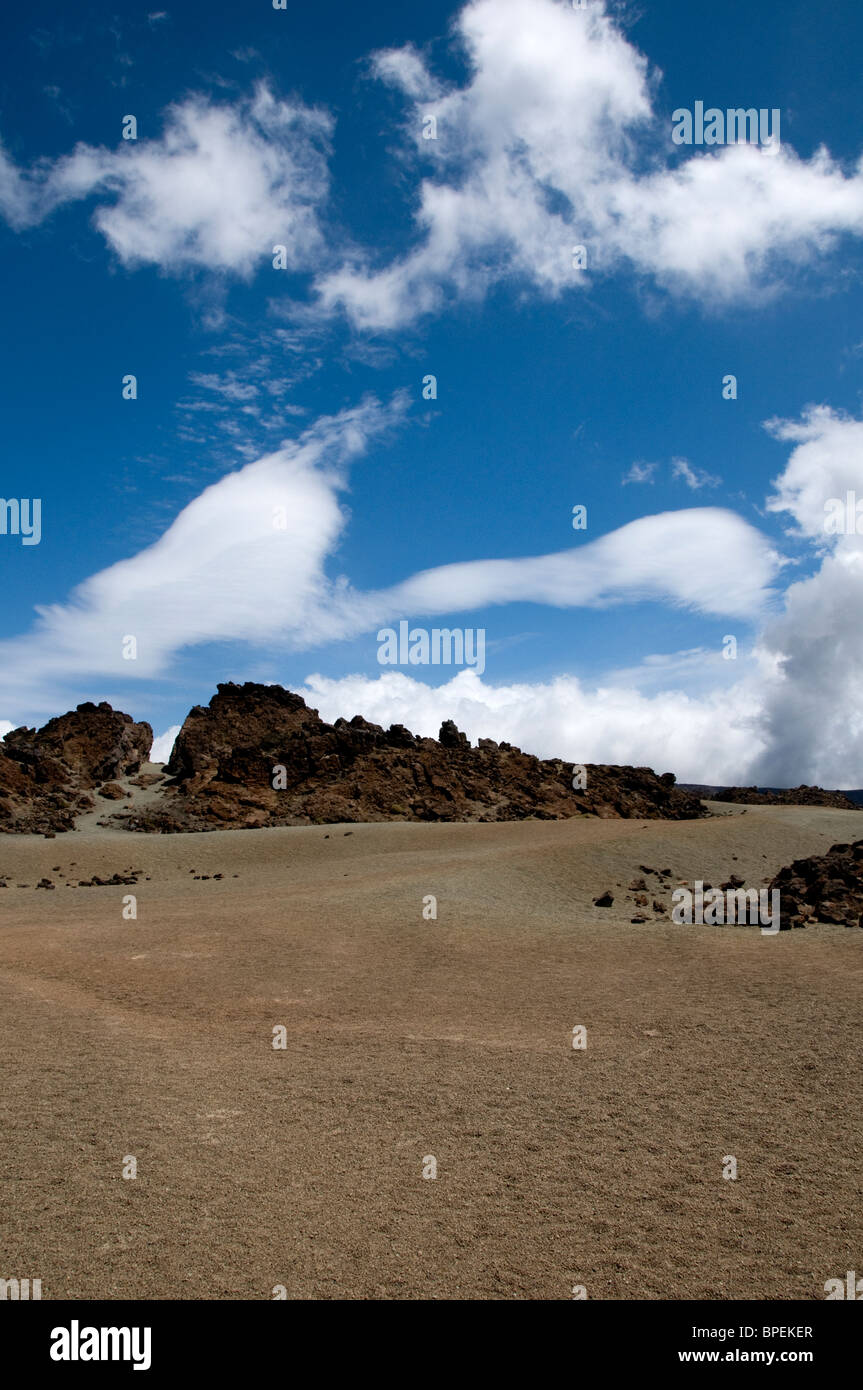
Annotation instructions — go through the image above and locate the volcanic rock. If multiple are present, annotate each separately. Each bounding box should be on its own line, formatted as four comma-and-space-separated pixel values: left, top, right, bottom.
103, 682, 707, 833
768, 840, 863, 928
0, 702, 152, 834
715, 785, 860, 810
98, 782, 128, 800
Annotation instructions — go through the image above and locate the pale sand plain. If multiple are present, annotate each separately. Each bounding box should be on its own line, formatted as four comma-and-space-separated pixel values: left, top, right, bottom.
0, 801, 861, 1300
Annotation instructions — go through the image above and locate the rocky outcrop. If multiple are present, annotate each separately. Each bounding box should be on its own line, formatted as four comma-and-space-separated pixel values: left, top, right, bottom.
714, 785, 860, 811
0, 702, 152, 834
768, 840, 863, 928
104, 682, 707, 832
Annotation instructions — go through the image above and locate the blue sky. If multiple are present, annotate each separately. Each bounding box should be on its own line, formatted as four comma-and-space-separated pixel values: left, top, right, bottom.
2, 0, 863, 784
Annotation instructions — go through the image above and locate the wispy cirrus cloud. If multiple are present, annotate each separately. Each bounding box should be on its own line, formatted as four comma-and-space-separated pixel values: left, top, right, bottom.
671, 457, 722, 490
622, 461, 657, 486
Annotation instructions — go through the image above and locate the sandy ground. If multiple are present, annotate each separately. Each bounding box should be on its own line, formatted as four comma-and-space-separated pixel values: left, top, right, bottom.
0, 801, 861, 1301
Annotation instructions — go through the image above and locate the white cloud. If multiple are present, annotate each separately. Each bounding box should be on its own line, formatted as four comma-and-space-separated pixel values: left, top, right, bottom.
604, 141, 863, 301
188, 371, 260, 402
371, 44, 443, 103
765, 405, 863, 538
0, 391, 780, 723
368, 508, 778, 621
622, 461, 656, 485
750, 407, 863, 785
4, 393, 863, 789
317, 0, 863, 329
671, 457, 721, 490
299, 668, 765, 785
5, 0, 863, 325
0, 84, 332, 275
150, 725, 181, 763
0, 143, 41, 229
0, 396, 405, 707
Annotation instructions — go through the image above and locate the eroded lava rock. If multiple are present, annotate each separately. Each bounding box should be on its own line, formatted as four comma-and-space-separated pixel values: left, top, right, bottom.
106, 681, 707, 832
769, 840, 863, 928
0, 702, 152, 834
716, 785, 859, 811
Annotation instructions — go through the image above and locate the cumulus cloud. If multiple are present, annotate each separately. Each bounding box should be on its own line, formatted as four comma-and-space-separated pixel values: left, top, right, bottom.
748, 407, 863, 785
5, 0, 863, 324
605, 141, 863, 301
0, 84, 332, 275
317, 0, 863, 329
298, 668, 765, 785
150, 725, 181, 763
764, 406, 863, 538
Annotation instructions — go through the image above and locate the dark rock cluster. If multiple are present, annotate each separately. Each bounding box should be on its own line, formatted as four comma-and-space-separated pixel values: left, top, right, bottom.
116, 682, 707, 832
714, 785, 859, 811
0, 683, 710, 835
0, 702, 152, 834
768, 840, 863, 928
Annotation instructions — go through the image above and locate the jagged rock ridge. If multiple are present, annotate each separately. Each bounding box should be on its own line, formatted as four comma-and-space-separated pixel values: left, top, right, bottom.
107, 682, 707, 832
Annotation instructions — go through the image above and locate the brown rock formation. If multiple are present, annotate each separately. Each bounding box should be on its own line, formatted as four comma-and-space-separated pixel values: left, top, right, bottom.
106, 682, 707, 833
0, 702, 152, 834
768, 840, 863, 928
715, 785, 859, 810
